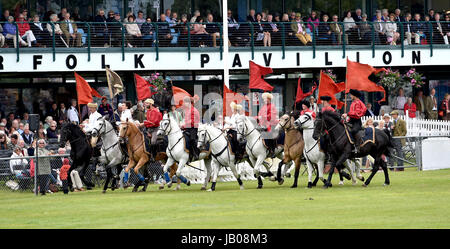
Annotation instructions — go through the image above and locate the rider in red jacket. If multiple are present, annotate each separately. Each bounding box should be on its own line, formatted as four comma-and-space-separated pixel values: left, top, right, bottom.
342, 89, 367, 153
142, 98, 162, 155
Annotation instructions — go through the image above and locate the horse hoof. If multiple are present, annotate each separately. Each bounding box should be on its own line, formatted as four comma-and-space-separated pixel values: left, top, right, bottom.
240, 186, 245, 190
322, 185, 328, 189
269, 176, 277, 181
307, 182, 312, 189
167, 182, 173, 188
159, 185, 164, 190
359, 177, 365, 182
352, 181, 357, 186
257, 185, 263, 189
290, 185, 297, 188
102, 190, 106, 194
362, 183, 368, 187
278, 178, 284, 185
207, 189, 213, 192
132, 189, 137, 192
383, 182, 390, 186
339, 181, 344, 185
201, 186, 207, 191
186, 181, 191, 186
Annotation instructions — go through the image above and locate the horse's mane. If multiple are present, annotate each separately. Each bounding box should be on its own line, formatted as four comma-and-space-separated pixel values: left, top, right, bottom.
322, 110, 342, 123
62, 122, 85, 137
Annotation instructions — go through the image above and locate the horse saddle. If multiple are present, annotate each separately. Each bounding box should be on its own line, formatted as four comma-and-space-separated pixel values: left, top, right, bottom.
361, 127, 376, 146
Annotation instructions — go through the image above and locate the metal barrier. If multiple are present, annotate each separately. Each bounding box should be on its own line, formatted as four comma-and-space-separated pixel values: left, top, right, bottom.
1, 21, 449, 62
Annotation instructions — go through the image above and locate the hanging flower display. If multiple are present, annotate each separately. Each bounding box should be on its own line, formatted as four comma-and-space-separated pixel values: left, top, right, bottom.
404, 68, 425, 88
379, 68, 404, 90
147, 72, 167, 91
324, 69, 337, 82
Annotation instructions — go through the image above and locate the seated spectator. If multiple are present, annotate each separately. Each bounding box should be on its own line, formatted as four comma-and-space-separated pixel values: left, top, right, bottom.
3, 16, 28, 48
60, 13, 82, 47
46, 14, 67, 47
140, 17, 154, 46
125, 15, 142, 47
16, 13, 37, 47
306, 11, 319, 35
443, 14, 450, 44
357, 14, 372, 44
46, 121, 59, 139
266, 14, 281, 46
317, 14, 332, 45
106, 10, 115, 22
108, 12, 123, 47
227, 10, 243, 46
411, 13, 426, 44
9, 146, 29, 179
290, 13, 312, 45
29, 14, 50, 47
21, 124, 33, 146
254, 13, 271, 47
330, 15, 343, 45
373, 11, 386, 45
44, 116, 53, 130
37, 129, 46, 140
135, 11, 145, 28
93, 9, 109, 47
0, 133, 9, 150
247, 9, 257, 23
190, 10, 201, 23
432, 13, 446, 44
0, 24, 5, 48
343, 10, 357, 44
174, 14, 189, 46
157, 14, 173, 47
190, 16, 210, 47
8, 134, 19, 150
205, 13, 220, 47
385, 13, 400, 45
403, 13, 414, 45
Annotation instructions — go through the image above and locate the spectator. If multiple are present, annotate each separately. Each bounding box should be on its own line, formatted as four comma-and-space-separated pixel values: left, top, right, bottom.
373, 11, 386, 44
266, 14, 281, 46
67, 99, 80, 124
59, 158, 70, 194
254, 13, 271, 47
205, 14, 220, 47
44, 116, 53, 130
9, 146, 29, 180
306, 11, 319, 33
404, 13, 413, 45
425, 88, 438, 119
357, 14, 372, 44
57, 103, 68, 125
8, 134, 19, 151
3, 16, 28, 48
170, 12, 178, 25
135, 11, 145, 28
0, 24, 5, 47
48, 102, 58, 121
98, 96, 113, 117
94, 9, 109, 47
394, 9, 405, 23
414, 89, 426, 119
16, 13, 37, 47
392, 87, 407, 115
289, 12, 296, 21
140, 17, 154, 46
106, 10, 115, 22
432, 13, 446, 44
0, 133, 9, 149
46, 121, 59, 139
37, 129, 46, 140
21, 112, 29, 125
404, 97, 417, 118
17, 122, 24, 135
108, 12, 123, 47
439, 93, 450, 120
37, 139, 52, 195
382, 113, 393, 134
343, 10, 357, 44
390, 110, 407, 171
411, 13, 426, 44
21, 124, 33, 145
247, 9, 256, 23
381, 9, 389, 21
428, 9, 435, 20
366, 103, 375, 116
157, 14, 173, 47
352, 8, 363, 23
227, 10, 241, 46
58, 8, 68, 21
175, 14, 189, 46
125, 15, 142, 47
29, 14, 49, 47
191, 16, 210, 47
443, 14, 450, 44
317, 14, 332, 45
290, 13, 312, 45
385, 13, 400, 45
60, 13, 82, 47
330, 15, 343, 45
46, 14, 66, 47
1, 9, 10, 23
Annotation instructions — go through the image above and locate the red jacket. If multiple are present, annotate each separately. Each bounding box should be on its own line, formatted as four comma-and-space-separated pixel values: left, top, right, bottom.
258, 102, 279, 131
348, 99, 367, 119
182, 105, 200, 129
321, 106, 335, 113
17, 20, 30, 37
404, 103, 416, 118
144, 107, 162, 128
301, 108, 316, 119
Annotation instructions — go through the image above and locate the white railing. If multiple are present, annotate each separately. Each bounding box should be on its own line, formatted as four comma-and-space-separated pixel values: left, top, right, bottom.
361, 110, 450, 136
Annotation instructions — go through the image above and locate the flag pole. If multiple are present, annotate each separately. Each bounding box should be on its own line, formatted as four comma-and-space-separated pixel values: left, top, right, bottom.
344, 57, 348, 114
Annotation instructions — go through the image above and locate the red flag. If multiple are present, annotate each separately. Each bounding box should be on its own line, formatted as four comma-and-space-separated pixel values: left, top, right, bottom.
91, 87, 102, 98
317, 70, 346, 109
223, 84, 248, 116
249, 61, 274, 92
135, 73, 157, 101
75, 72, 94, 105
172, 86, 191, 108
345, 58, 387, 103
295, 77, 317, 103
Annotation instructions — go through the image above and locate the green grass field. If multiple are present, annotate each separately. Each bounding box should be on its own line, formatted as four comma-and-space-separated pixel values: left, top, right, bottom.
1, 168, 449, 229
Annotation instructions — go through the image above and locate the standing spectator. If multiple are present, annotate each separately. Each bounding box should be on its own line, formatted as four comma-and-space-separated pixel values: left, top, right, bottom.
36, 139, 52, 195
3, 16, 28, 48
330, 15, 343, 45
60, 13, 82, 47
60, 158, 71, 194
67, 99, 80, 124
390, 110, 407, 171
21, 124, 34, 146
57, 103, 68, 125
425, 88, 438, 119
392, 87, 407, 115
291, 13, 312, 45
439, 93, 450, 120
414, 89, 426, 118
404, 97, 417, 118
366, 103, 375, 116
46, 121, 59, 139
382, 113, 393, 134
385, 14, 400, 45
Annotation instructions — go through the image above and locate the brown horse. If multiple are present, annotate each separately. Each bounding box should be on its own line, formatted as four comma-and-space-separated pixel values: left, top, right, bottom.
275, 114, 305, 188
118, 120, 152, 192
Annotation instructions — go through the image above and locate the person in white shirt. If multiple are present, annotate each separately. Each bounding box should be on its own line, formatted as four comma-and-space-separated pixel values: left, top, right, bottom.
83, 102, 102, 133
10, 146, 29, 178
118, 103, 133, 123
392, 87, 407, 115
67, 99, 80, 124
224, 102, 243, 156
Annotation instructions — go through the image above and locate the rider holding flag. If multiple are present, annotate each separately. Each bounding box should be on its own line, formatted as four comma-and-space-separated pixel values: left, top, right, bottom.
320, 96, 335, 113
342, 89, 367, 153
258, 92, 279, 157
181, 95, 200, 160
142, 98, 162, 156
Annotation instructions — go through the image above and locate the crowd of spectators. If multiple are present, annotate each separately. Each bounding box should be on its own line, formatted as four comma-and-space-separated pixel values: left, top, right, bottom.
1, 6, 450, 48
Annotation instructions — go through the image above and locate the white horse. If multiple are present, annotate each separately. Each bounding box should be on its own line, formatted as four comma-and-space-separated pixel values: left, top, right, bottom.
197, 124, 244, 191
235, 115, 281, 189
294, 113, 365, 186
90, 117, 127, 193
156, 113, 212, 190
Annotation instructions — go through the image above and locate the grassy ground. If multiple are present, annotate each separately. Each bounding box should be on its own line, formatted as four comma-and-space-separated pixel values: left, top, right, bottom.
1, 168, 449, 229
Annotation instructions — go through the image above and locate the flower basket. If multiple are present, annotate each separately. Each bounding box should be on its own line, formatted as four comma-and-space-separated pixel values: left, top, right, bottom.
379, 68, 404, 91
147, 73, 168, 91
404, 68, 425, 89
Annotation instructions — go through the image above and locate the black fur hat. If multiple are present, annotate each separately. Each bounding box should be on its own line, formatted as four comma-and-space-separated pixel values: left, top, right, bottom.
349, 89, 361, 98
320, 96, 332, 102
302, 100, 310, 108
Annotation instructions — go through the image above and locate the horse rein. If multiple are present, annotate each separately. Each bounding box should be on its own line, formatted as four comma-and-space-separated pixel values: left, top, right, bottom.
199, 128, 230, 168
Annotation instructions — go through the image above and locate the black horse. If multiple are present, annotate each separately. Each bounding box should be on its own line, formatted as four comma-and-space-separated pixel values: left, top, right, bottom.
59, 122, 95, 190
313, 111, 393, 188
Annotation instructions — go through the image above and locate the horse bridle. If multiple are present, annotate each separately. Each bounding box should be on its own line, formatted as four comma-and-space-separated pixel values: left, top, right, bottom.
93, 119, 119, 155
199, 127, 231, 168
316, 115, 346, 147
